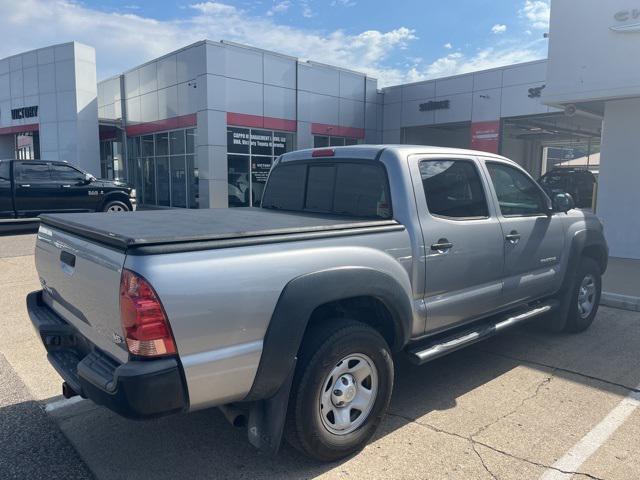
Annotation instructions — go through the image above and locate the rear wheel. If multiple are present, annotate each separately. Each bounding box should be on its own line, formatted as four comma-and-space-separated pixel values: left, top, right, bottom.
102, 200, 130, 213
285, 319, 394, 462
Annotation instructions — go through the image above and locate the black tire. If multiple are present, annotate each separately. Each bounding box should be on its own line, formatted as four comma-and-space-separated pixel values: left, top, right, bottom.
102, 200, 130, 213
285, 319, 394, 462
557, 257, 602, 333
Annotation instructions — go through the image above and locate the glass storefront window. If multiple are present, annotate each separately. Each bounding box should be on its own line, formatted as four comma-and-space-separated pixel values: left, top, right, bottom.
314, 135, 358, 148
155, 132, 169, 156
156, 156, 170, 206
170, 156, 187, 208
143, 157, 156, 205
127, 128, 196, 209
141, 135, 154, 157
228, 154, 250, 207
226, 127, 295, 208
187, 154, 198, 209
228, 127, 250, 154
170, 130, 185, 155
314, 136, 329, 148
251, 130, 273, 156
186, 128, 196, 154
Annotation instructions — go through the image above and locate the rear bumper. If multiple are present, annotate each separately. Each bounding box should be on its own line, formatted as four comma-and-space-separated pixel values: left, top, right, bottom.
26, 290, 188, 419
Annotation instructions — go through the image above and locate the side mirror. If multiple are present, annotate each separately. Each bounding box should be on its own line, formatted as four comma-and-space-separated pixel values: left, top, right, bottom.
553, 193, 575, 213
83, 173, 95, 184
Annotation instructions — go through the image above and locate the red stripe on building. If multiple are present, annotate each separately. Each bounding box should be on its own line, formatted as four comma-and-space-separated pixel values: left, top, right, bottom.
125, 113, 197, 136
0, 123, 39, 135
311, 123, 365, 139
227, 112, 297, 132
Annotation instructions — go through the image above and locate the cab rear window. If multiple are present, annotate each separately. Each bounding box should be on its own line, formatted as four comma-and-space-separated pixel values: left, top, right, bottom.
262, 161, 392, 219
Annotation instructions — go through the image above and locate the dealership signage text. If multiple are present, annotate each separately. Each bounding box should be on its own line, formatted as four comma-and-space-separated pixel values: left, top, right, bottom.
11, 106, 38, 120
611, 8, 640, 32
419, 100, 450, 112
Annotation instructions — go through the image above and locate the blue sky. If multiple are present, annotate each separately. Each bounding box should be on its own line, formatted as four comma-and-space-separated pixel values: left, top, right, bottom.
0, 0, 550, 86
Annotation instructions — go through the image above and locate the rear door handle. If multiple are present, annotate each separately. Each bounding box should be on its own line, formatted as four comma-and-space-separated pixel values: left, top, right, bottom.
431, 239, 454, 253
505, 231, 521, 244
61, 185, 71, 188
19, 184, 31, 188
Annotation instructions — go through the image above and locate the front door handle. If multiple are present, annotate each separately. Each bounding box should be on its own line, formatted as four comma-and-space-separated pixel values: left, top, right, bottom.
431, 239, 454, 253
61, 185, 71, 188
19, 184, 31, 188
505, 231, 521, 244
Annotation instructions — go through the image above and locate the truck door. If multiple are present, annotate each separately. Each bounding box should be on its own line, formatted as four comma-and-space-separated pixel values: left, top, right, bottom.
0, 161, 14, 218
49, 163, 96, 212
411, 155, 505, 334
483, 161, 566, 305
13, 161, 59, 216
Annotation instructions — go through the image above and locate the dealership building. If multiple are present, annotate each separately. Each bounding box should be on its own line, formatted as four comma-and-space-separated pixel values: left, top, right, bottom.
0, 1, 638, 265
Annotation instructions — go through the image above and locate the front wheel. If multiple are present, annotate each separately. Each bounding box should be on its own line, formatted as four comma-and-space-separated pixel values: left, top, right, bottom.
559, 257, 602, 333
285, 319, 394, 462
102, 200, 130, 213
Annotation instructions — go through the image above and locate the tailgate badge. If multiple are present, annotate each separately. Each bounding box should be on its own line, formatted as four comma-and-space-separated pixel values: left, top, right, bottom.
112, 332, 124, 344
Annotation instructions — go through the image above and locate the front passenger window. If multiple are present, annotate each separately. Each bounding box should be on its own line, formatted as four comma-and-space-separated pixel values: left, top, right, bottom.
487, 163, 548, 216
50, 164, 86, 182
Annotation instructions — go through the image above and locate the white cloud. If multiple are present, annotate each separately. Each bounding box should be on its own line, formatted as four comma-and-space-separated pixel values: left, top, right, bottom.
520, 0, 550, 30
491, 24, 507, 34
443, 42, 452, 49
410, 43, 545, 81
0, 0, 417, 86
267, 1, 291, 16
300, 0, 314, 18
331, 0, 356, 6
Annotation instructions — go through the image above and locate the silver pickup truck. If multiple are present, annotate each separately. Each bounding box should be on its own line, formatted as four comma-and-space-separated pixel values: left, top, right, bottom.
27, 145, 608, 462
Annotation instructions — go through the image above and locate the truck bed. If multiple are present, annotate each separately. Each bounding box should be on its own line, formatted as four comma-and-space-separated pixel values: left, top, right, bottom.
39, 208, 402, 254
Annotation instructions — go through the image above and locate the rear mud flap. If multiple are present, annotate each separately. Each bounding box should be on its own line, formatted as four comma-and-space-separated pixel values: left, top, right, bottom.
247, 358, 296, 456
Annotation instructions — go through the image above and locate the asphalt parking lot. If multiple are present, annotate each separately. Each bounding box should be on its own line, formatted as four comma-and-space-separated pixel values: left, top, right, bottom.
1, 231, 639, 480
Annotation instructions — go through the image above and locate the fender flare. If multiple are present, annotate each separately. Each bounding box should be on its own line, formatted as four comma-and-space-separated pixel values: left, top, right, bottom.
99, 191, 132, 211
562, 229, 608, 288
244, 266, 413, 401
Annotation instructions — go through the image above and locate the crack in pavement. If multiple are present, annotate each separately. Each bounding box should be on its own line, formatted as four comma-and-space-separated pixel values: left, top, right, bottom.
481, 349, 640, 393
386, 411, 605, 480
468, 372, 555, 442
472, 441, 499, 480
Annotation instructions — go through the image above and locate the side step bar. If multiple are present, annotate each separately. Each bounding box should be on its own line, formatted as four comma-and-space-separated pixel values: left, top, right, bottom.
406, 302, 555, 365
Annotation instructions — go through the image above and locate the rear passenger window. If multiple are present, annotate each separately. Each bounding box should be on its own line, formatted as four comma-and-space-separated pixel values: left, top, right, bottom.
419, 159, 489, 219
16, 162, 50, 182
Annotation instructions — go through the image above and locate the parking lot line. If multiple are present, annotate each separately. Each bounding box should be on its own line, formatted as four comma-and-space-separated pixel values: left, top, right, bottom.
539, 383, 640, 480
45, 396, 85, 412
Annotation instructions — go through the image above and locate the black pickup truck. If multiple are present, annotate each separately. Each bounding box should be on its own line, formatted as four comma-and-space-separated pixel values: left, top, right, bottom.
0, 159, 136, 220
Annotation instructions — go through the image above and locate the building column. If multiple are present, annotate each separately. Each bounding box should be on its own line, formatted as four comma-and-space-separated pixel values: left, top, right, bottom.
597, 98, 640, 259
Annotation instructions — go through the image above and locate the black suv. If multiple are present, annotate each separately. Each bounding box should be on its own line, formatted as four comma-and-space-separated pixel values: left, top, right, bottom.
539, 168, 597, 209
0, 159, 136, 220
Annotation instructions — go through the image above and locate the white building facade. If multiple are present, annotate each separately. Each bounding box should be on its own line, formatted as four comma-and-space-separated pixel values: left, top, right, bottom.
0, 42, 99, 173
96, 41, 382, 210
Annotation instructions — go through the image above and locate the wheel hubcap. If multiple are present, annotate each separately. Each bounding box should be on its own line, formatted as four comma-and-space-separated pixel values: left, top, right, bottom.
578, 274, 596, 319
107, 205, 125, 212
319, 353, 378, 436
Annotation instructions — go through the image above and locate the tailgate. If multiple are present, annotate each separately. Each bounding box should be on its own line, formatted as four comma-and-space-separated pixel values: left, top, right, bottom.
35, 224, 129, 363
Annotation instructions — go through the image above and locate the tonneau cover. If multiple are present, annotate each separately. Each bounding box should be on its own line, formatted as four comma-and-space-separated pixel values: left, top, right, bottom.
39, 208, 400, 252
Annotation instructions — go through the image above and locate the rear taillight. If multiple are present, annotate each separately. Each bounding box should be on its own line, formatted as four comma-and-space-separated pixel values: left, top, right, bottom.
119, 269, 176, 357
